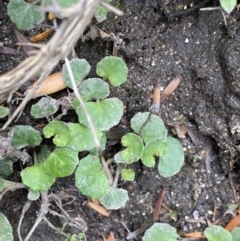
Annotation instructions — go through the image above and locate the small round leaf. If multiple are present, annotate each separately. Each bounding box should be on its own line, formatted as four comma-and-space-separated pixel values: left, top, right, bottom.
12, 125, 42, 149
142, 223, 179, 241
96, 56, 128, 86
43, 121, 71, 147
79, 78, 110, 101
122, 168, 135, 181
158, 137, 184, 177
0, 106, 9, 118
0, 213, 13, 241
27, 190, 40, 201
232, 227, 240, 241
43, 147, 79, 178
95, 0, 109, 22
30, 97, 59, 118
99, 187, 129, 210
21, 164, 55, 191
75, 154, 109, 199
131, 112, 167, 144
62, 58, 91, 89
0, 157, 13, 177
7, 0, 44, 30
204, 225, 232, 241
72, 97, 123, 131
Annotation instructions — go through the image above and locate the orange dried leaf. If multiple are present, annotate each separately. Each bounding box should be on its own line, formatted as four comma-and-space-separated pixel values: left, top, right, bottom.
225, 214, 240, 231
183, 232, 205, 238
161, 75, 181, 102
25, 71, 66, 97
29, 28, 53, 43
87, 201, 110, 217
106, 231, 115, 241
149, 81, 160, 113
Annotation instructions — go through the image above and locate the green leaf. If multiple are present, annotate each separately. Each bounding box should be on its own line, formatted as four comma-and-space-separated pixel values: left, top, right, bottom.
220, 0, 236, 14
232, 227, 240, 241
122, 168, 135, 181
142, 223, 179, 241
95, 0, 110, 22
21, 164, 55, 191
0, 157, 13, 177
43, 121, 71, 147
0, 213, 13, 241
158, 137, 184, 177
96, 56, 128, 86
12, 125, 42, 149
131, 112, 167, 144
27, 190, 40, 201
75, 154, 109, 199
30, 97, 59, 118
37, 145, 51, 164
204, 225, 232, 241
7, 0, 44, 30
43, 0, 80, 18
62, 58, 91, 89
0, 106, 9, 118
79, 78, 110, 101
117, 133, 143, 164
65, 123, 103, 152
99, 187, 129, 210
72, 97, 123, 131
43, 147, 79, 178
142, 139, 166, 167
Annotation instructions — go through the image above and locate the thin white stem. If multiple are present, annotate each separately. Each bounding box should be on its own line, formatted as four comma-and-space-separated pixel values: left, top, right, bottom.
64, 58, 113, 185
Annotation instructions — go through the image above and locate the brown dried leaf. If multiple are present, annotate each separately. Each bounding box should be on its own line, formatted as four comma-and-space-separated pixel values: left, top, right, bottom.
0, 46, 24, 55
153, 187, 166, 222
13, 29, 35, 56
225, 214, 240, 232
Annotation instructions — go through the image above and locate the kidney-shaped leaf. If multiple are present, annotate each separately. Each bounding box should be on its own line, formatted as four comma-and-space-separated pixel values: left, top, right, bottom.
12, 125, 42, 149
43, 121, 71, 147
7, 0, 44, 30
99, 187, 129, 210
0, 212, 13, 241
142, 223, 179, 241
62, 58, 91, 89
131, 112, 167, 144
158, 137, 184, 177
96, 56, 128, 86
75, 154, 109, 199
119, 133, 144, 164
204, 225, 232, 241
142, 139, 166, 167
21, 164, 55, 191
72, 97, 123, 131
43, 147, 79, 178
66, 123, 103, 152
31, 97, 59, 118
79, 78, 110, 101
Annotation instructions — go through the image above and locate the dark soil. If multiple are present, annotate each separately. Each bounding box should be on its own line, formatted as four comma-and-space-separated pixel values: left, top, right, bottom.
1, 0, 240, 240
